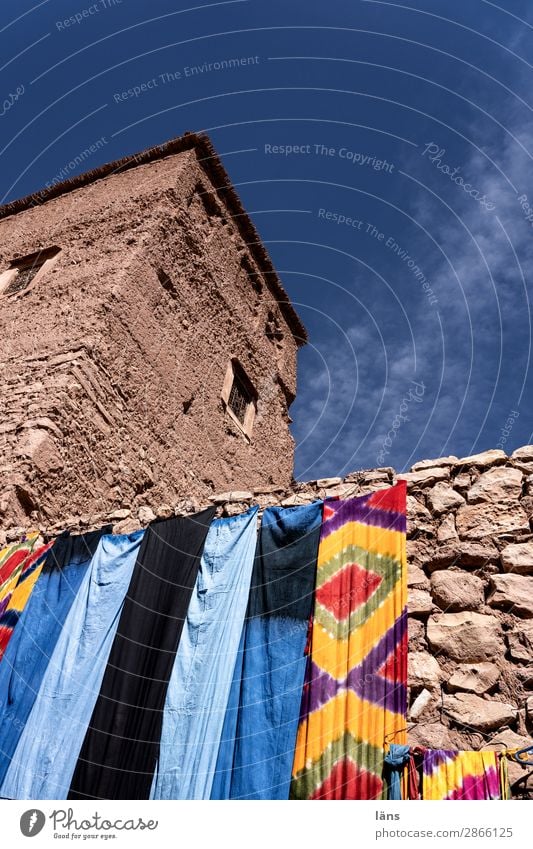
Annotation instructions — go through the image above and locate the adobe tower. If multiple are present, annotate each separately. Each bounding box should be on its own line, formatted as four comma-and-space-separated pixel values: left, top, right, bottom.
0, 133, 306, 527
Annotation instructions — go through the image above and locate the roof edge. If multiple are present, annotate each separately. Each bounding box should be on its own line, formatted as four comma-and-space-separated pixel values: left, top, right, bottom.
0, 131, 307, 345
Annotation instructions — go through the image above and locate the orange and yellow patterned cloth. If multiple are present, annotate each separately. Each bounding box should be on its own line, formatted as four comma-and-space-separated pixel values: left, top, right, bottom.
291, 481, 407, 799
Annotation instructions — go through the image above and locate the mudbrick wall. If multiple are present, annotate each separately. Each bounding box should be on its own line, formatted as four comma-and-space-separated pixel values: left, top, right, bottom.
2, 445, 532, 790
0, 139, 302, 528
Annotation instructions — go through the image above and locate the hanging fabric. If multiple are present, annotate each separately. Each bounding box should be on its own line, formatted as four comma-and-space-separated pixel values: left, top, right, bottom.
422, 750, 502, 800
211, 500, 323, 800
0, 529, 143, 800
69, 507, 216, 800
384, 744, 410, 800
291, 482, 407, 800
0, 541, 53, 659
151, 506, 258, 800
0, 534, 40, 615
0, 528, 108, 787
408, 748, 423, 800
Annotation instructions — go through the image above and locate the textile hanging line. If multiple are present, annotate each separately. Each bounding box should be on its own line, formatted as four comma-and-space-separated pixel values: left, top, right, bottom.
291, 481, 407, 800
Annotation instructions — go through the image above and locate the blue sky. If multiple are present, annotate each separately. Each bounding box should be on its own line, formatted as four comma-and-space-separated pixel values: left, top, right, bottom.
1, 0, 532, 479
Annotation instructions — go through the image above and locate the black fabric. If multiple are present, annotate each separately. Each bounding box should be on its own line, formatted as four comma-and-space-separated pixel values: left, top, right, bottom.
68, 507, 216, 800
42, 526, 112, 574
247, 502, 323, 621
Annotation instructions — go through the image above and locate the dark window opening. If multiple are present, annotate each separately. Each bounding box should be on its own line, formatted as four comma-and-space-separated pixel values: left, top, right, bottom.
228, 373, 252, 425
221, 359, 257, 439
3, 246, 61, 296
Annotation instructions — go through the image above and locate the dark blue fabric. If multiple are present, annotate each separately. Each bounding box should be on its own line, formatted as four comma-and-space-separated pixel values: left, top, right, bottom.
0, 529, 107, 787
211, 501, 322, 800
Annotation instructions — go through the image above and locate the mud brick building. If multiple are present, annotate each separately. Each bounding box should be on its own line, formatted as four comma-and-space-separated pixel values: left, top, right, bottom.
0, 133, 306, 527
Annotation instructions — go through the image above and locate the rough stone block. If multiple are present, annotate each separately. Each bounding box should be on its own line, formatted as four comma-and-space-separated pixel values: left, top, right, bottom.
212, 491, 253, 504
455, 449, 508, 467
501, 541, 533, 575
507, 621, 533, 662
443, 692, 517, 732
408, 564, 430, 589
447, 662, 501, 694
409, 652, 443, 691
488, 574, 533, 619
430, 570, 484, 612
411, 456, 459, 471
408, 589, 434, 618
427, 482, 465, 515
437, 513, 459, 544
456, 501, 529, 540
427, 541, 499, 572
399, 468, 450, 488
408, 722, 455, 750
512, 445, 533, 463
407, 496, 434, 535
427, 612, 504, 662
408, 617, 427, 651
138, 505, 156, 524
467, 466, 523, 505
409, 688, 434, 720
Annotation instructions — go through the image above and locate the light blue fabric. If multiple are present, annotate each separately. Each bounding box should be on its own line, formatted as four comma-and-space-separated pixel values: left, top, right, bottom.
384, 744, 410, 800
0, 538, 91, 787
150, 507, 258, 800
0, 530, 143, 800
211, 501, 322, 800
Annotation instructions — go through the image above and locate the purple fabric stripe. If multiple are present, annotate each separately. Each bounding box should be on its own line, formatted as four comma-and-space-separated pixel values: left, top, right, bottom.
423, 749, 455, 775
307, 662, 341, 713
347, 612, 408, 714
306, 612, 408, 715
322, 499, 406, 538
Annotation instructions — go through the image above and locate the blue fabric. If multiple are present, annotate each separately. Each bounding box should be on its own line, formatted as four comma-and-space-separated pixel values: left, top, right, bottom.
211, 501, 322, 800
151, 507, 258, 799
0, 530, 143, 800
0, 530, 104, 787
384, 744, 410, 800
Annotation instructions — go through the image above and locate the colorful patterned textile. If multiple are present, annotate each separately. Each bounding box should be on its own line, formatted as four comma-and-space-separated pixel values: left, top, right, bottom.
0, 534, 39, 616
422, 750, 501, 800
0, 542, 53, 659
291, 482, 407, 800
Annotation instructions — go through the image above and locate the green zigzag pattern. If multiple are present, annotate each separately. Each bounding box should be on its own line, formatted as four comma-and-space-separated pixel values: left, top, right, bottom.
290, 731, 385, 800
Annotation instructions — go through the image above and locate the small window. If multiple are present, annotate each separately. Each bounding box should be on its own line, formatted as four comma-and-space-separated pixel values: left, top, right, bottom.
0, 246, 61, 297
228, 372, 252, 425
221, 360, 257, 439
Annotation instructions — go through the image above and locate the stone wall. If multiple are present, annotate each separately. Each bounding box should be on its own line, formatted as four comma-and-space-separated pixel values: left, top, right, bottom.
2, 445, 533, 790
